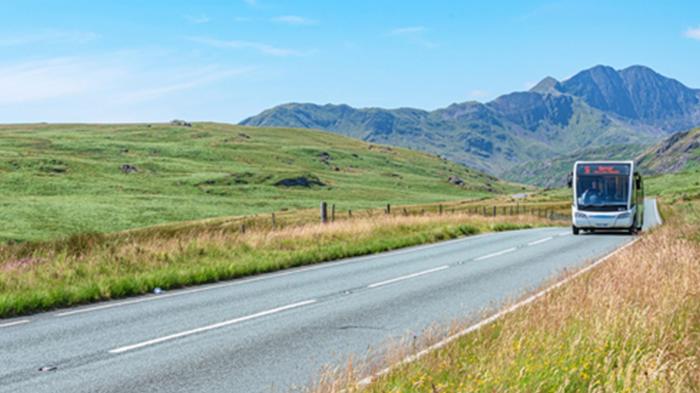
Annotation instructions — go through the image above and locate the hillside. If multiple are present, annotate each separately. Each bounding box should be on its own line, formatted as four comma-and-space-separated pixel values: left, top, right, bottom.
0, 123, 519, 242
241, 65, 700, 179
502, 144, 647, 188
636, 127, 700, 174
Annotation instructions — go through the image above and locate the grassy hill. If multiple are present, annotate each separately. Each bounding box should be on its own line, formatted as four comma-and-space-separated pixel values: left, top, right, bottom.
0, 122, 520, 242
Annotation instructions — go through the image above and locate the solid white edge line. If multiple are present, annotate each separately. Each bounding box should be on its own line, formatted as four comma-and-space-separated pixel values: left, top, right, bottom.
108, 299, 317, 354
473, 247, 517, 261
356, 237, 643, 387
528, 236, 553, 246
367, 266, 449, 289
56, 229, 537, 317
0, 319, 30, 328
653, 199, 663, 226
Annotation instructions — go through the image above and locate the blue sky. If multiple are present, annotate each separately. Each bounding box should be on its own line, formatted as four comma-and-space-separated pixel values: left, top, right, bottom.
1, 0, 699, 123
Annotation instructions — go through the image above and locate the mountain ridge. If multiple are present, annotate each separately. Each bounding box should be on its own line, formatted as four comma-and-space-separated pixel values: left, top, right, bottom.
241, 65, 700, 180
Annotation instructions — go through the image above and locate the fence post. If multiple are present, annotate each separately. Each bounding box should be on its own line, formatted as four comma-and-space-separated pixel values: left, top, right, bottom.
493, 206, 497, 216
348, 209, 352, 218
439, 204, 443, 215
403, 208, 408, 216
386, 204, 391, 215
240, 223, 246, 234
331, 204, 336, 222
271, 213, 276, 229
320, 201, 328, 223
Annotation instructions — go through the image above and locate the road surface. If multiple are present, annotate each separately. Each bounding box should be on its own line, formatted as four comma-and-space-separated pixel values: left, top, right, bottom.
0, 199, 661, 393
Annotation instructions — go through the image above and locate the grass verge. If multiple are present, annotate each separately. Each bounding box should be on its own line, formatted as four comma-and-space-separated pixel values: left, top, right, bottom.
312, 200, 700, 392
0, 213, 558, 318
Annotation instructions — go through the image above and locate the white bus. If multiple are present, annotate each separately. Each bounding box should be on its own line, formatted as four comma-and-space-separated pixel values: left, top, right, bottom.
569, 161, 644, 235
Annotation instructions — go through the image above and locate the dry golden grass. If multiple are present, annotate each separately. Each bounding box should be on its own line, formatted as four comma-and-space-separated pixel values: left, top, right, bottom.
309, 202, 700, 393
0, 210, 559, 317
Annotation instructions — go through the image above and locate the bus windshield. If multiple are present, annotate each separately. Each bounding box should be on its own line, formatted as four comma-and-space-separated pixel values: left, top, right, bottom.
576, 163, 630, 211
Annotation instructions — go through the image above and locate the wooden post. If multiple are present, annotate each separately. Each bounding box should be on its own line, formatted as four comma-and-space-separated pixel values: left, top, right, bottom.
271, 213, 276, 229
493, 206, 497, 216
331, 204, 336, 222
386, 204, 391, 215
439, 205, 443, 215
482, 206, 486, 216
348, 209, 352, 218
240, 223, 246, 234
403, 208, 408, 216
320, 201, 328, 223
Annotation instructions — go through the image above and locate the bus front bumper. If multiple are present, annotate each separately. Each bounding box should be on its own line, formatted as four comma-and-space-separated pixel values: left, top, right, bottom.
573, 211, 634, 229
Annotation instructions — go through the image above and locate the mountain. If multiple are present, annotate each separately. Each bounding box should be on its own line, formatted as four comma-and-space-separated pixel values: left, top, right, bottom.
241, 65, 700, 181
636, 127, 700, 174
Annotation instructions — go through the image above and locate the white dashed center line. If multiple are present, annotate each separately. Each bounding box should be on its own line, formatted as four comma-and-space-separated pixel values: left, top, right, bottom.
109, 299, 317, 354
367, 266, 449, 289
474, 247, 517, 261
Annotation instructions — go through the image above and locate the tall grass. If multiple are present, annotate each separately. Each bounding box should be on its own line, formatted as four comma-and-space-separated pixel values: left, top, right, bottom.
310, 201, 700, 392
0, 212, 557, 318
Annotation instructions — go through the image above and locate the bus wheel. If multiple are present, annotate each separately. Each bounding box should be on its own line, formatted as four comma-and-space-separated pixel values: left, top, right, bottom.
572, 225, 579, 235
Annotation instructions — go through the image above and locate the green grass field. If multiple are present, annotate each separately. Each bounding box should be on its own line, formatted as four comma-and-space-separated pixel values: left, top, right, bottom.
0, 122, 521, 242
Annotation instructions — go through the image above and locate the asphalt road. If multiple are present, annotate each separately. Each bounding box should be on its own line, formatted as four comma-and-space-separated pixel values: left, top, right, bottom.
0, 199, 661, 393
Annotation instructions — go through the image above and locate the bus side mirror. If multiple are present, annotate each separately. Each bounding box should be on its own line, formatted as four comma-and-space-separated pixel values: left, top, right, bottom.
566, 172, 573, 188
635, 178, 641, 188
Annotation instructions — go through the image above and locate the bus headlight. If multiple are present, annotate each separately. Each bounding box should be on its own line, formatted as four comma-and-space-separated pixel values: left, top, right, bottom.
617, 212, 631, 219
575, 212, 587, 219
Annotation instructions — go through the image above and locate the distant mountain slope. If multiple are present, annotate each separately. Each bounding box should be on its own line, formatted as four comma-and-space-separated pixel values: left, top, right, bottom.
636, 127, 700, 174
241, 65, 700, 179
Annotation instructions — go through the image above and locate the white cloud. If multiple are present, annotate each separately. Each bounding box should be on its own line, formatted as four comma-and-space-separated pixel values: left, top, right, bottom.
0, 57, 123, 104
468, 89, 490, 99
0, 53, 252, 107
0, 30, 98, 46
389, 26, 427, 36
186, 14, 211, 24
387, 26, 437, 48
272, 15, 318, 26
684, 27, 700, 40
188, 36, 306, 56
120, 67, 253, 103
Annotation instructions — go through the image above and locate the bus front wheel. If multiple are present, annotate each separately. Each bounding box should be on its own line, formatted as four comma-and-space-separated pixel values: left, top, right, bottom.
572, 225, 580, 235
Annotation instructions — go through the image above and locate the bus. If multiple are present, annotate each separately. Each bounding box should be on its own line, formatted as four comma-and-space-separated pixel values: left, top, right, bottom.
569, 161, 644, 235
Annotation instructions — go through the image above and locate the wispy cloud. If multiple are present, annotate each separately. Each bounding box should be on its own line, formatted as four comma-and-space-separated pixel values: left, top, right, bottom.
188, 36, 306, 56
389, 26, 427, 36
0, 57, 123, 104
0, 53, 252, 106
387, 26, 437, 48
243, 0, 258, 6
271, 15, 318, 26
468, 89, 490, 99
684, 27, 700, 41
185, 14, 211, 24
120, 67, 253, 103
0, 30, 98, 47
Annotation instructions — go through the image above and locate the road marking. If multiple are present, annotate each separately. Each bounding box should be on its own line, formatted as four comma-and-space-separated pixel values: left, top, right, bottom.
0, 319, 30, 328
556, 231, 570, 236
55, 230, 519, 317
528, 237, 553, 246
356, 237, 642, 387
653, 199, 663, 226
108, 299, 316, 354
367, 266, 449, 289
473, 247, 517, 261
